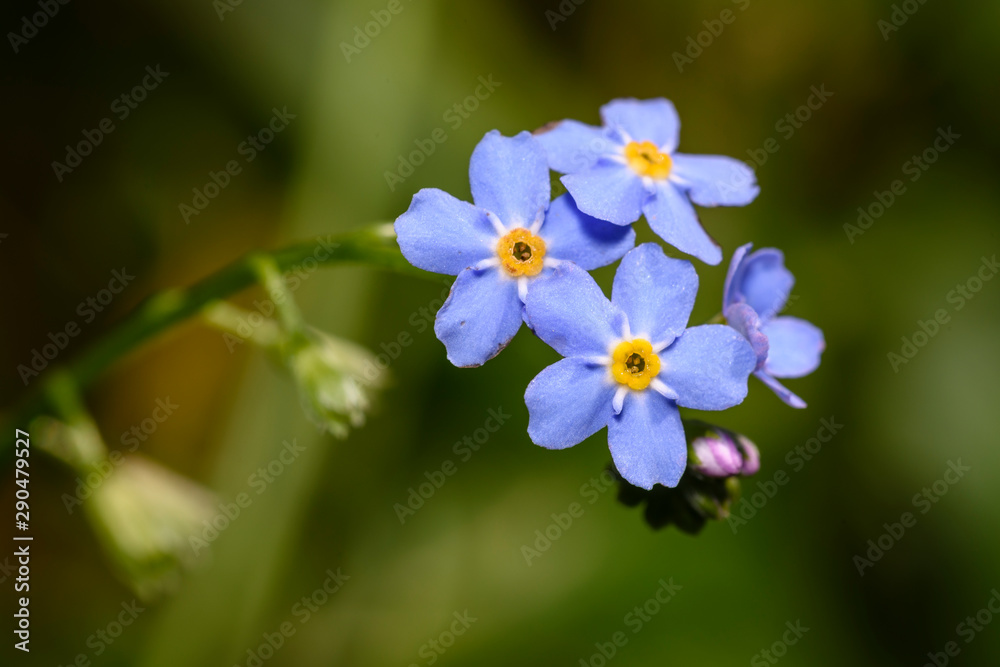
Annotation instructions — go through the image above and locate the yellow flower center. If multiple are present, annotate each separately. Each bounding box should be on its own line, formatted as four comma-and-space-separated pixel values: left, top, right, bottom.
624, 140, 672, 180
611, 339, 661, 391
496, 228, 546, 277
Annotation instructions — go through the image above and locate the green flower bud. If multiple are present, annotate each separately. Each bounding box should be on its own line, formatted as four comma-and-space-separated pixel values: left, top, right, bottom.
285, 328, 384, 438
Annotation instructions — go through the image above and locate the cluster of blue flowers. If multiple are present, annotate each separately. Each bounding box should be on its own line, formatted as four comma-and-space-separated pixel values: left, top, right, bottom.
395, 98, 824, 492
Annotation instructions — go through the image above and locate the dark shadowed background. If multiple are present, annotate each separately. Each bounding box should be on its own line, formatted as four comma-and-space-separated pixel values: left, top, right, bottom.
3, 0, 1000, 665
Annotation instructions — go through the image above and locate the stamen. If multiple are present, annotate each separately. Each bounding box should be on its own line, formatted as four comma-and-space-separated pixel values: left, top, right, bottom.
610, 339, 661, 391
624, 141, 672, 180
496, 228, 546, 277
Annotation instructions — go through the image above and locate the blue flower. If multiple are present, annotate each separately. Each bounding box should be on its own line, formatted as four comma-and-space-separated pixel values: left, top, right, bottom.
394, 130, 635, 367
535, 98, 759, 265
723, 243, 825, 408
523, 243, 756, 489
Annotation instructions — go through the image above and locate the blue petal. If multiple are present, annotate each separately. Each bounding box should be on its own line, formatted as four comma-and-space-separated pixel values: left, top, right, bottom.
755, 371, 807, 409
562, 160, 648, 225
659, 324, 756, 411
643, 182, 722, 265
534, 120, 610, 174
761, 316, 825, 378
600, 98, 680, 151
469, 130, 550, 228
524, 262, 626, 358
723, 243, 753, 312
525, 358, 616, 450
541, 194, 635, 270
724, 303, 769, 370
608, 392, 686, 489
671, 154, 759, 207
434, 268, 523, 367
737, 248, 795, 321
394, 189, 496, 275
611, 243, 697, 346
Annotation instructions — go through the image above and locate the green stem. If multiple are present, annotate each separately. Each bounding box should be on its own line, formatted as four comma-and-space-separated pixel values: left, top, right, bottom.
1, 225, 431, 452
248, 253, 305, 334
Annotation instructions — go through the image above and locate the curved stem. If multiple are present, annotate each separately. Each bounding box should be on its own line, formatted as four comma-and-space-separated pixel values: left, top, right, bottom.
1, 225, 432, 451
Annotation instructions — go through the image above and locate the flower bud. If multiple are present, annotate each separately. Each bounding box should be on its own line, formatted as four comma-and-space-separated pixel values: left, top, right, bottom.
687, 422, 759, 478
613, 423, 759, 534
286, 327, 384, 438
86, 456, 216, 601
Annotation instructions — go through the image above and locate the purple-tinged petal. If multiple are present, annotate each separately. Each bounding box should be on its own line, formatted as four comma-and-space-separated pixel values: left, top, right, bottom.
600, 98, 680, 151
434, 268, 523, 367
562, 160, 648, 225
394, 189, 496, 275
671, 154, 759, 207
755, 370, 807, 409
738, 435, 760, 476
525, 262, 626, 358
534, 120, 612, 174
723, 243, 754, 312
659, 324, 756, 411
608, 392, 686, 489
724, 303, 769, 370
761, 316, 825, 378
611, 243, 697, 346
469, 130, 550, 228
691, 432, 744, 478
541, 194, 635, 270
525, 358, 616, 450
736, 248, 795, 321
643, 182, 722, 265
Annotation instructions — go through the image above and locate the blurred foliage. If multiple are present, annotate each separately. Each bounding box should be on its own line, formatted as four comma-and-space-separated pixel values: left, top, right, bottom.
2, 0, 1000, 665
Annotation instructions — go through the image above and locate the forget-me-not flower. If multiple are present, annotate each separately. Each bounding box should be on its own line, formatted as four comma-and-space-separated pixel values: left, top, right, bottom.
536, 98, 759, 265
523, 243, 756, 489
723, 243, 825, 408
395, 130, 635, 367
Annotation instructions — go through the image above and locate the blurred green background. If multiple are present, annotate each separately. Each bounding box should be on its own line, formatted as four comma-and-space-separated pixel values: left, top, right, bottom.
3, 0, 1000, 665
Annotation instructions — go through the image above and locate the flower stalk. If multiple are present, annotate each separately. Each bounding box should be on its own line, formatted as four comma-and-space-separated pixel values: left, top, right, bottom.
0, 224, 431, 455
